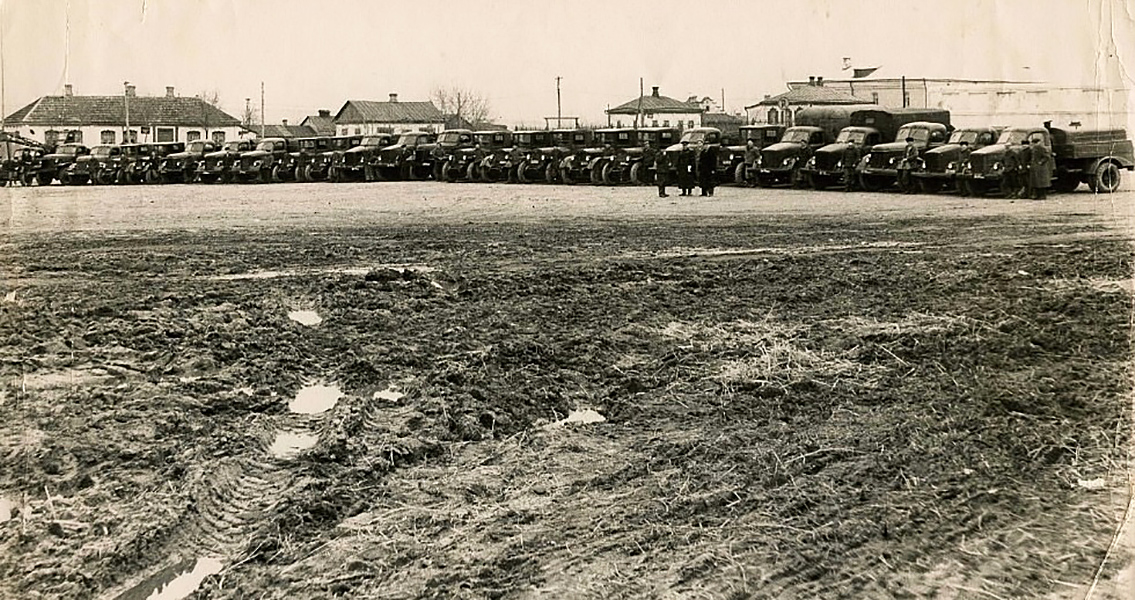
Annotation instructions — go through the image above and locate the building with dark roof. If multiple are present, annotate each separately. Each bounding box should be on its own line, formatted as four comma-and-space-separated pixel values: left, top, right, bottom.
333, 94, 446, 136
745, 77, 873, 125
606, 86, 705, 130
255, 122, 318, 138
300, 110, 335, 136
2, 85, 243, 146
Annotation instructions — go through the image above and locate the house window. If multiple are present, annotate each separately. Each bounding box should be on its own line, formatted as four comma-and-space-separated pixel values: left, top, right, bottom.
663, 120, 670, 127
186, 131, 202, 142
768, 108, 779, 124
688, 120, 694, 128
156, 127, 175, 142
45, 130, 60, 146
101, 130, 116, 144
66, 130, 82, 143
871, 92, 879, 104
212, 131, 226, 144
354, 127, 361, 135
126, 129, 138, 143
652, 120, 658, 127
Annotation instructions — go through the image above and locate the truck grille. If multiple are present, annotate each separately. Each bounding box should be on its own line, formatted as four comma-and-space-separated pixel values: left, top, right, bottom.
968, 154, 990, 174
761, 148, 795, 169
813, 151, 841, 172
867, 151, 896, 169
923, 152, 948, 173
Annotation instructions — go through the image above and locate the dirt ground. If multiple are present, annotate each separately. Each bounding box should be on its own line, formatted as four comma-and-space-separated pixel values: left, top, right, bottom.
1, 182, 1133, 599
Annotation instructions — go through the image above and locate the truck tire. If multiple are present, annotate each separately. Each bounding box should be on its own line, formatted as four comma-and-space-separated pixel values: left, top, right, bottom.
36, 171, 53, 186
271, 165, 284, 183
516, 165, 528, 184
295, 166, 307, 182
630, 162, 643, 185
145, 169, 159, 185
791, 169, 807, 189
466, 162, 477, 182
304, 165, 317, 182
733, 162, 745, 185
601, 162, 616, 185
858, 173, 881, 192
589, 161, 604, 185
402, 162, 415, 181
1092, 162, 1121, 193
545, 163, 558, 184
442, 160, 456, 182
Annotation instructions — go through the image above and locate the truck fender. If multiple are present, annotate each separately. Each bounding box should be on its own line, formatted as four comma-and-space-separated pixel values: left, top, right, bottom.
1087, 155, 1133, 173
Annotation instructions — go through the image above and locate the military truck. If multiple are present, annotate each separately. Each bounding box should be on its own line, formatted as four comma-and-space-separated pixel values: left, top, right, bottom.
334, 134, 396, 182
412, 129, 475, 181
657, 127, 724, 185
961, 125, 1134, 196
857, 119, 953, 192
752, 106, 876, 187
28, 143, 89, 185
305, 135, 361, 182
63, 145, 118, 184
516, 129, 594, 184
234, 138, 296, 183
479, 130, 553, 183
371, 131, 439, 181
800, 107, 951, 190
276, 136, 331, 182
441, 130, 513, 182
158, 140, 218, 183
556, 128, 635, 185
600, 127, 679, 185
721, 124, 785, 185
198, 139, 256, 184
908, 127, 1001, 193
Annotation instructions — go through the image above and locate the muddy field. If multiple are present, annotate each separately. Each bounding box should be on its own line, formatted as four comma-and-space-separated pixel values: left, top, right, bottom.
1, 183, 1134, 599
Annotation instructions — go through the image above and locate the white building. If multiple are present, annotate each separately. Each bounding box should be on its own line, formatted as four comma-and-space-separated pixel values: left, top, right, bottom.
332, 94, 447, 136
606, 86, 705, 130
2, 85, 243, 146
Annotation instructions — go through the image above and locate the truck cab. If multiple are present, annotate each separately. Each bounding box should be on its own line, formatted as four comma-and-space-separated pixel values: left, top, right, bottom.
801, 127, 885, 190
755, 126, 828, 187
443, 130, 512, 182
858, 121, 952, 191
280, 136, 331, 182
68, 145, 123, 185
524, 129, 594, 184
337, 134, 396, 182
32, 143, 89, 186
160, 140, 217, 183
236, 137, 294, 183
602, 127, 679, 185
199, 139, 256, 183
481, 130, 553, 183
308, 135, 362, 182
910, 127, 1001, 193
373, 131, 438, 180
417, 129, 475, 181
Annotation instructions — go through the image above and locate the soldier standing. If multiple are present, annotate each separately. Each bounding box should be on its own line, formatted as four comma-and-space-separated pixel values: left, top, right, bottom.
1017, 140, 1032, 199
698, 140, 718, 197
842, 141, 861, 192
676, 140, 695, 196
1029, 137, 1055, 199
654, 145, 670, 197
742, 139, 759, 186
1002, 142, 1020, 198
956, 140, 971, 196
640, 140, 656, 185
898, 136, 919, 193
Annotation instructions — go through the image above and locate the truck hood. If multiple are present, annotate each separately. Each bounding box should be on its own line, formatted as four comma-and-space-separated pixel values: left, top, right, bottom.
761, 141, 805, 155
813, 142, 852, 157
866, 141, 909, 155
969, 144, 1009, 160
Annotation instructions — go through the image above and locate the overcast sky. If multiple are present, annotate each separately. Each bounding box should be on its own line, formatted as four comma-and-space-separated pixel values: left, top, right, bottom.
2, 0, 1132, 127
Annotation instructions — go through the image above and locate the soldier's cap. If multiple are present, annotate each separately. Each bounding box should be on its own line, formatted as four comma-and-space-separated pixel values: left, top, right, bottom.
681, 140, 689, 145
905, 137, 914, 142
1022, 140, 1029, 145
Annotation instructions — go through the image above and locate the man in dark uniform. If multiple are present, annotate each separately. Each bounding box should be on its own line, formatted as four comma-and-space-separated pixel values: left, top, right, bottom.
1029, 137, 1055, 199
842, 141, 861, 192
1017, 139, 1033, 199
654, 144, 670, 197
676, 140, 694, 196
1001, 141, 1020, 198
640, 140, 656, 186
742, 139, 759, 186
698, 140, 718, 197
898, 136, 919, 193
956, 140, 971, 196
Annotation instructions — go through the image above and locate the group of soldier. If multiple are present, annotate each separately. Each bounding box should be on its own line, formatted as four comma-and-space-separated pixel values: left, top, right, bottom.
641, 140, 719, 198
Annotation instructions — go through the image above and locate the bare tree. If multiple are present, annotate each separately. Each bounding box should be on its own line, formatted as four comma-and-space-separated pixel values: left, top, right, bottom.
196, 90, 223, 141
241, 99, 260, 132
430, 86, 492, 127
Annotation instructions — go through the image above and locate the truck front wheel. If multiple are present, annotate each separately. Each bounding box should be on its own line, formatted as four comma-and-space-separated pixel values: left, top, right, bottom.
1092, 162, 1121, 193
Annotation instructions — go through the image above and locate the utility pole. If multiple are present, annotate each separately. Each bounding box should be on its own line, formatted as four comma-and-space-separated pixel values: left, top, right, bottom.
124, 81, 130, 143
636, 78, 643, 129
555, 76, 562, 128
260, 82, 265, 138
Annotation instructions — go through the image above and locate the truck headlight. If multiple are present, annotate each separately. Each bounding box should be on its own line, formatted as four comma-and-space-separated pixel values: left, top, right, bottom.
946, 161, 956, 172
784, 157, 796, 168
991, 161, 1002, 171
806, 157, 815, 168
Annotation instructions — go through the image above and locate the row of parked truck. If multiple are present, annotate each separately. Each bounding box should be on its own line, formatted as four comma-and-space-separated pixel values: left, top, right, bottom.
6, 106, 1133, 195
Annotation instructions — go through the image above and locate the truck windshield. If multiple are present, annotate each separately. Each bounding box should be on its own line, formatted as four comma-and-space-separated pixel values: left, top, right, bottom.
57, 146, 82, 155
188, 142, 206, 153
948, 131, 979, 145
92, 147, 115, 157
438, 132, 467, 144
255, 141, 276, 152
781, 129, 813, 143
396, 134, 421, 145
895, 126, 930, 144
679, 131, 707, 144
835, 130, 868, 144
996, 130, 1036, 145
514, 134, 533, 145
360, 136, 387, 146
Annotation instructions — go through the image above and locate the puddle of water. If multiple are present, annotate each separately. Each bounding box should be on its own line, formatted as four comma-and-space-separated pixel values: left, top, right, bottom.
288, 310, 322, 326
372, 387, 405, 402
289, 384, 343, 414
0, 497, 12, 523
269, 431, 319, 458
212, 270, 286, 280
544, 409, 607, 429
142, 557, 224, 600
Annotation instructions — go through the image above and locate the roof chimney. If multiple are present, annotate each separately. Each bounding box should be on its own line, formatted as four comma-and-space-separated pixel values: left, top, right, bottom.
816, 76, 824, 86
166, 86, 175, 98
389, 93, 398, 102
282, 119, 288, 126
64, 84, 73, 97
651, 86, 659, 97
125, 85, 136, 97
808, 76, 816, 86
318, 109, 330, 117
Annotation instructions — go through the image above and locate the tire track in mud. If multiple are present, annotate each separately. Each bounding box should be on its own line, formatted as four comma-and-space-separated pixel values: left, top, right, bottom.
103, 310, 348, 600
